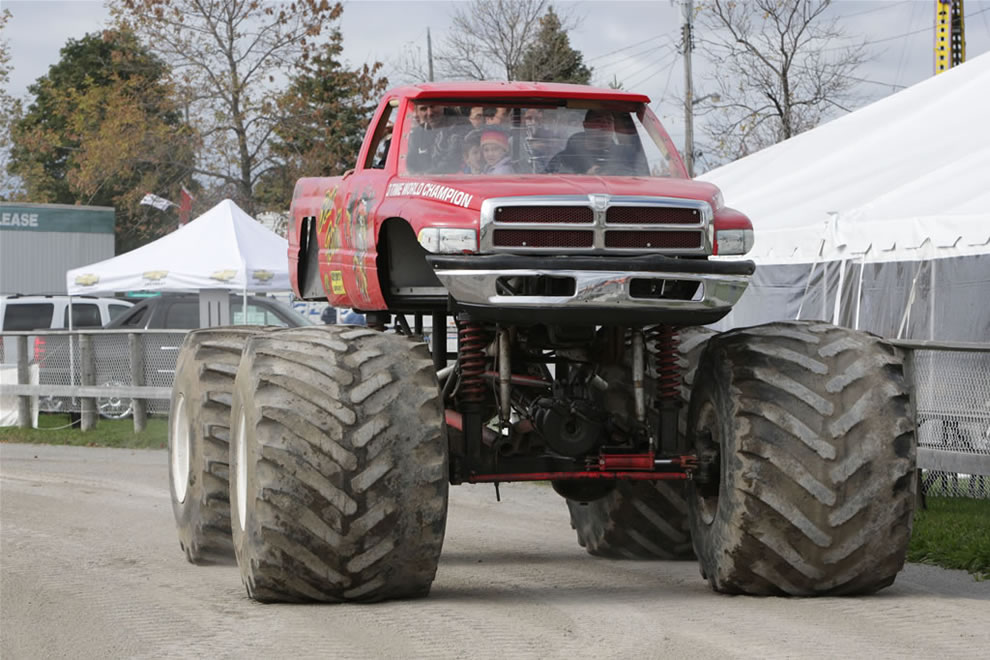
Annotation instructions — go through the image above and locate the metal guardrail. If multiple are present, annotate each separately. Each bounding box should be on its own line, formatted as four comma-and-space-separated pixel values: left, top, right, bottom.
2, 331, 988, 497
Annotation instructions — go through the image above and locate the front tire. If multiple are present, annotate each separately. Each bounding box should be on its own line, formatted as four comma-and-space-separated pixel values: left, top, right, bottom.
687, 321, 916, 596
230, 326, 448, 603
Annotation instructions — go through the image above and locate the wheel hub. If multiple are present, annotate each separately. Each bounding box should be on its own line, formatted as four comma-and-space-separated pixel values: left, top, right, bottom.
170, 394, 190, 504
236, 410, 248, 531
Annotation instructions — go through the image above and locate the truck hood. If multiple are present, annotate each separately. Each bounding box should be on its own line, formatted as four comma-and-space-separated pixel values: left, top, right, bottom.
386, 175, 721, 211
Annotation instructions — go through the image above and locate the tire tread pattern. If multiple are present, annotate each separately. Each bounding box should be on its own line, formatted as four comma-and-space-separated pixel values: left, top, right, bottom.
688, 321, 915, 596
231, 326, 448, 603
169, 327, 263, 563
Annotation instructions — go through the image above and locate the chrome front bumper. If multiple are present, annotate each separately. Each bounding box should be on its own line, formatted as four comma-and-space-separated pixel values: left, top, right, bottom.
426, 254, 755, 325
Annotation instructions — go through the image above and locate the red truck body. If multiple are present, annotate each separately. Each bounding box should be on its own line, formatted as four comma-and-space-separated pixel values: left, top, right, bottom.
288, 82, 752, 313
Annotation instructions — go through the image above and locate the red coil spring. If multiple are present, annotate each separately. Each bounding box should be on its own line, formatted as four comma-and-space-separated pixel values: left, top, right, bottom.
458, 322, 487, 403
648, 325, 680, 400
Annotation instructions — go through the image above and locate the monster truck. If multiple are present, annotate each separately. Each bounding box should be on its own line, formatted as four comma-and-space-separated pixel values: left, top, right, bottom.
169, 82, 916, 602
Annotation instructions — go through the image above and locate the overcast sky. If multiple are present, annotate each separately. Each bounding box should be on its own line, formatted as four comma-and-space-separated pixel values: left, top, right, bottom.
4, 0, 990, 170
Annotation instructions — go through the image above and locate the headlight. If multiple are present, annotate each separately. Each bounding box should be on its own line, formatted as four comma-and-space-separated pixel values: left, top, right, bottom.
715, 229, 753, 255
418, 228, 477, 254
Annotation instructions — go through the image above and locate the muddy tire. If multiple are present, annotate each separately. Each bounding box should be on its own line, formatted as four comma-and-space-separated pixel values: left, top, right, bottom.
687, 321, 916, 596
230, 326, 448, 603
169, 328, 263, 564
566, 326, 716, 559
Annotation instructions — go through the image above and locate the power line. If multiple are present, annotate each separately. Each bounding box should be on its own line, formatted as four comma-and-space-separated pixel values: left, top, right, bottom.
592, 41, 677, 75
585, 34, 668, 63
840, 0, 911, 19
827, 5, 990, 50
625, 53, 678, 90
893, 0, 920, 89
619, 50, 677, 88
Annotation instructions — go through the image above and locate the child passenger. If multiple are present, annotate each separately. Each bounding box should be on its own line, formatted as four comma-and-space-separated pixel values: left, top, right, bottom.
461, 129, 484, 174
481, 130, 513, 174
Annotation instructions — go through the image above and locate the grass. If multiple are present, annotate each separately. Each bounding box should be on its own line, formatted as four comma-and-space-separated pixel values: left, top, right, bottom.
0, 413, 167, 449
908, 496, 990, 580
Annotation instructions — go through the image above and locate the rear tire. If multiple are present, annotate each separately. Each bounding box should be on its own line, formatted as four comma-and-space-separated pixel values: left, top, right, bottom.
230, 326, 448, 603
169, 328, 262, 564
687, 321, 916, 595
565, 326, 715, 559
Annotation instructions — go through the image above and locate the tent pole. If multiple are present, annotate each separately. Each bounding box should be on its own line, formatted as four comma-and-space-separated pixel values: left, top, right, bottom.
853, 250, 868, 330
831, 259, 846, 325
928, 257, 936, 340
795, 239, 824, 321
897, 259, 925, 339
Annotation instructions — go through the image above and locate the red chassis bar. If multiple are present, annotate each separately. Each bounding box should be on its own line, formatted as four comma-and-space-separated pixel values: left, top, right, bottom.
466, 470, 690, 484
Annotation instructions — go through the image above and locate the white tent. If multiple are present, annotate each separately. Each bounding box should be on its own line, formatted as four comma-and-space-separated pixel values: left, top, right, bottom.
66, 199, 290, 295
700, 52, 990, 341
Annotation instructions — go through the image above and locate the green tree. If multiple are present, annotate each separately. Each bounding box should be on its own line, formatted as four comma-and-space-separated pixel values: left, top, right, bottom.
0, 8, 23, 198
8, 29, 196, 251
517, 6, 592, 84
255, 28, 387, 210
111, 0, 346, 214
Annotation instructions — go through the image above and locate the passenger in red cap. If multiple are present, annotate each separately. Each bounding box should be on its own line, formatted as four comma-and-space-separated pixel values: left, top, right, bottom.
481, 130, 514, 174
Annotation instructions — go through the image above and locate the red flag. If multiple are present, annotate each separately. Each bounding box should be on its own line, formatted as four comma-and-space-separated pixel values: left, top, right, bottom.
179, 187, 195, 225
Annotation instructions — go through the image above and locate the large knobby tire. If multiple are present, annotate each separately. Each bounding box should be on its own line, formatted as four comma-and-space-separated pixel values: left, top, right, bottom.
169, 327, 263, 564
687, 321, 916, 596
566, 326, 716, 559
229, 326, 448, 603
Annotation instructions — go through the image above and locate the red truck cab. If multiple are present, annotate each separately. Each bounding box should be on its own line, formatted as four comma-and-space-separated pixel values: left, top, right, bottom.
288, 82, 754, 326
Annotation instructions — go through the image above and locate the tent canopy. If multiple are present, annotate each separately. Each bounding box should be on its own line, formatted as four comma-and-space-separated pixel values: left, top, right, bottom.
700, 52, 990, 266
699, 54, 990, 341
66, 199, 290, 295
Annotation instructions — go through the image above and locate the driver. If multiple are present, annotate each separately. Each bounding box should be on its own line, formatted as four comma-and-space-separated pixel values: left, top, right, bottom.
545, 109, 632, 175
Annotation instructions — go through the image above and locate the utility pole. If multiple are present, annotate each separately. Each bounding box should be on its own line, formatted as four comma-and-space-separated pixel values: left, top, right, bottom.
682, 0, 695, 177
427, 27, 435, 82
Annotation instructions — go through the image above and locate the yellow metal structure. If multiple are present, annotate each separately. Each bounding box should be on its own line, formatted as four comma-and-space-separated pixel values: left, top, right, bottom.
935, 0, 966, 74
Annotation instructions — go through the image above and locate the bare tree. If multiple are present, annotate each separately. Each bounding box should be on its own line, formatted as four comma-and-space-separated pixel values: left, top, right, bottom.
391, 38, 432, 84
437, 0, 559, 81
696, 0, 868, 163
110, 0, 342, 213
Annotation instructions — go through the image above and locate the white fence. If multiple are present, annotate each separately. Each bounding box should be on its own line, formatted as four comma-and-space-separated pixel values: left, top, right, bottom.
2, 330, 988, 497
1, 329, 185, 431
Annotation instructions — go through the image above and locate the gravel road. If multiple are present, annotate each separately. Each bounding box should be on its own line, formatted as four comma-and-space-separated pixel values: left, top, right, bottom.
2, 443, 989, 659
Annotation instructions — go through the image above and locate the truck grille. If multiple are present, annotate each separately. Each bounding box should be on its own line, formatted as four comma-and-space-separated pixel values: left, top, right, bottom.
495, 206, 594, 224
493, 229, 594, 249
604, 231, 701, 250
481, 195, 712, 255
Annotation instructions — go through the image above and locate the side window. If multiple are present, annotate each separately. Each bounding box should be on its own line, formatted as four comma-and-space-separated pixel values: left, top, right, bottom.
121, 307, 148, 328
64, 303, 102, 328
164, 302, 200, 329
2, 303, 55, 330
363, 102, 396, 170
108, 304, 131, 322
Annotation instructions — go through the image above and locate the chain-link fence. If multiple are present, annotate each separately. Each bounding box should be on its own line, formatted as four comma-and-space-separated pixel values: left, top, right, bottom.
900, 342, 990, 500
1, 330, 186, 421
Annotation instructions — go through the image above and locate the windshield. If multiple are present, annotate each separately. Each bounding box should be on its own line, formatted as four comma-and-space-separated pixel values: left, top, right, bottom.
399, 100, 684, 178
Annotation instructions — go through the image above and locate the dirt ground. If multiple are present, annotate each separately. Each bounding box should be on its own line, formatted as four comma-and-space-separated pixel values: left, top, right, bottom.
2, 443, 988, 659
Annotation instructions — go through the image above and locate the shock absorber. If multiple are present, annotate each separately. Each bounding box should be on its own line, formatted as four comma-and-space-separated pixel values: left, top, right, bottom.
456, 316, 488, 465
648, 324, 681, 453
457, 320, 487, 404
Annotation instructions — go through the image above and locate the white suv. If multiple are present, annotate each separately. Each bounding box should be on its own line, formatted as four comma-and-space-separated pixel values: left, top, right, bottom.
0, 294, 133, 331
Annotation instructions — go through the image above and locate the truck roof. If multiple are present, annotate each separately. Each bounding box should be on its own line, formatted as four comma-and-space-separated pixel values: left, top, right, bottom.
388, 81, 651, 104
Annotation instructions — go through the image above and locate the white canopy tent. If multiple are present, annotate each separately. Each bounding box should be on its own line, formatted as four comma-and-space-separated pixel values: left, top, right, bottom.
66, 199, 290, 297
700, 52, 990, 341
